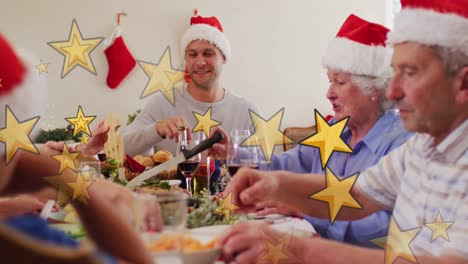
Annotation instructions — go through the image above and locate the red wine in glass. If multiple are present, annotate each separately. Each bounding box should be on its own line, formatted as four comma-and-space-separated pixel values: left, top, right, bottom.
178, 161, 200, 176
192, 162, 212, 196
97, 153, 107, 162
178, 161, 200, 193
228, 164, 259, 177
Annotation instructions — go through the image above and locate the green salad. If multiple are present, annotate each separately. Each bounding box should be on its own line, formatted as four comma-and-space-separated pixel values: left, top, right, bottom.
187, 190, 244, 229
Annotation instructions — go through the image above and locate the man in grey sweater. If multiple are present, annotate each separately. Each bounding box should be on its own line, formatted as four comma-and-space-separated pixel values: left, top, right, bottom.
122, 14, 257, 157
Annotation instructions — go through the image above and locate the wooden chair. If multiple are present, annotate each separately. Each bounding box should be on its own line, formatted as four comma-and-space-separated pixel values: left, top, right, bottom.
0, 224, 102, 264
283, 125, 316, 151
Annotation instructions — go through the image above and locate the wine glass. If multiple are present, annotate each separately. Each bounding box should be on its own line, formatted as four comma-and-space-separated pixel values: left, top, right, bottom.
226, 130, 260, 177
177, 137, 201, 195
132, 192, 187, 262
191, 133, 214, 196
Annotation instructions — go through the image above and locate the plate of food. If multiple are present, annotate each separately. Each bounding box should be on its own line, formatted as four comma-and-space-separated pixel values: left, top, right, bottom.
146, 232, 220, 264
182, 232, 220, 264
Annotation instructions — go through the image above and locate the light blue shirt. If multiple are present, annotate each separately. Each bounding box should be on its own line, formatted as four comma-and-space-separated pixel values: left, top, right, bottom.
265, 110, 412, 247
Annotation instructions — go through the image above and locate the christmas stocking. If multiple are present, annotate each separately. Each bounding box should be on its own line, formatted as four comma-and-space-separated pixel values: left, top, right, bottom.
104, 34, 136, 89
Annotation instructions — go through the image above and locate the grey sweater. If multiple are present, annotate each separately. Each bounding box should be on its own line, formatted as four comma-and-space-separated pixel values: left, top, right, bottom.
122, 86, 259, 156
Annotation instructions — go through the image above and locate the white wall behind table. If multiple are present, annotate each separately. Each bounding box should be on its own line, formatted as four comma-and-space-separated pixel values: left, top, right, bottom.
0, 0, 386, 131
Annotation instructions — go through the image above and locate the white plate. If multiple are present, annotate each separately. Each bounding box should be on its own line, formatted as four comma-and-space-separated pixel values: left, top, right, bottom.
183, 231, 220, 264
161, 179, 182, 187
47, 211, 66, 222
189, 225, 230, 237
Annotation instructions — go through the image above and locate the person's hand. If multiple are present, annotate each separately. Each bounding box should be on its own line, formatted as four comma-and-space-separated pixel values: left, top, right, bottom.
255, 200, 301, 217
207, 126, 229, 160
0, 195, 45, 218
219, 222, 284, 264
87, 180, 137, 225
86, 180, 163, 231
44, 141, 65, 154
43, 120, 109, 156
154, 116, 191, 141
81, 120, 110, 156
227, 167, 281, 214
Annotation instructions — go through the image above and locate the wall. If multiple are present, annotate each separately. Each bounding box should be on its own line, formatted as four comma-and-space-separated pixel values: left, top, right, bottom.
0, 0, 387, 131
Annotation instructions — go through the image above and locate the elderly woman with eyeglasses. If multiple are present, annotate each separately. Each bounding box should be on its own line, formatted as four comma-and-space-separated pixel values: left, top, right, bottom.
213, 14, 412, 248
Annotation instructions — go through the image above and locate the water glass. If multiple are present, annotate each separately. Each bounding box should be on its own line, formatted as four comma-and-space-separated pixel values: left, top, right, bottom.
79, 161, 102, 180
133, 192, 187, 262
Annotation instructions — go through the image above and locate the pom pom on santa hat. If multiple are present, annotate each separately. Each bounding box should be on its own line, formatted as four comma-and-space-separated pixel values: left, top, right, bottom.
321, 14, 392, 78
387, 0, 468, 56
181, 10, 231, 62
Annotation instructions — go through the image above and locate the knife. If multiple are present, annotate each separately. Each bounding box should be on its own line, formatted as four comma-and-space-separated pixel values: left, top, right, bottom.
126, 131, 223, 188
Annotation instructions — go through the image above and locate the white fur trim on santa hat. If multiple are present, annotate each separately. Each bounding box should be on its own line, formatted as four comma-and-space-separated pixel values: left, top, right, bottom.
0, 49, 47, 157
321, 37, 392, 77
181, 23, 231, 61
387, 8, 468, 56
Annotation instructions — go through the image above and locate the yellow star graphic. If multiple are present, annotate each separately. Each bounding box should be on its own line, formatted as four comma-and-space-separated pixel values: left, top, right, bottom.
51, 145, 80, 174
66, 172, 94, 202
309, 168, 361, 223
65, 106, 96, 137
35, 60, 50, 74
165, 70, 185, 96
79, 134, 90, 144
44, 172, 75, 205
55, 188, 72, 206
261, 232, 292, 264
371, 217, 421, 264
221, 191, 240, 212
138, 46, 184, 104
300, 110, 353, 169
262, 240, 289, 264
48, 19, 103, 78
192, 107, 222, 138
242, 109, 294, 165
0, 106, 40, 164
425, 211, 454, 242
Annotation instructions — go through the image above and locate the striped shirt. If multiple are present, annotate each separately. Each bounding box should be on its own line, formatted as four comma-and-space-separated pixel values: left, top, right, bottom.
357, 120, 468, 258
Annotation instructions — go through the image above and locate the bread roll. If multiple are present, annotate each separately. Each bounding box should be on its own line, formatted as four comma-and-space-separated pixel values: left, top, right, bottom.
153, 150, 173, 164
133, 155, 155, 167
140, 157, 155, 167
134, 155, 144, 163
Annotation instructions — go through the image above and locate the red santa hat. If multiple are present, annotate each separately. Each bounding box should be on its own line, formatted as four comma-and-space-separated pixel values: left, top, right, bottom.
0, 34, 47, 157
321, 14, 392, 77
0, 34, 26, 97
387, 0, 468, 56
181, 11, 231, 62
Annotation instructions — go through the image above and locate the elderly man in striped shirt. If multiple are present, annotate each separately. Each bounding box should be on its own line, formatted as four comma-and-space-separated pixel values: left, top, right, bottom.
219, 0, 468, 263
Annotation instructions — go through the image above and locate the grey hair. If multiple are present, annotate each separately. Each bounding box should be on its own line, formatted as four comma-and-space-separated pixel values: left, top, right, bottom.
350, 74, 394, 111
430, 45, 468, 76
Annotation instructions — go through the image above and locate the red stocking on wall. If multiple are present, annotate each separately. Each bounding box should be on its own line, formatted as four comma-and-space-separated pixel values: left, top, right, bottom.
104, 28, 136, 89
